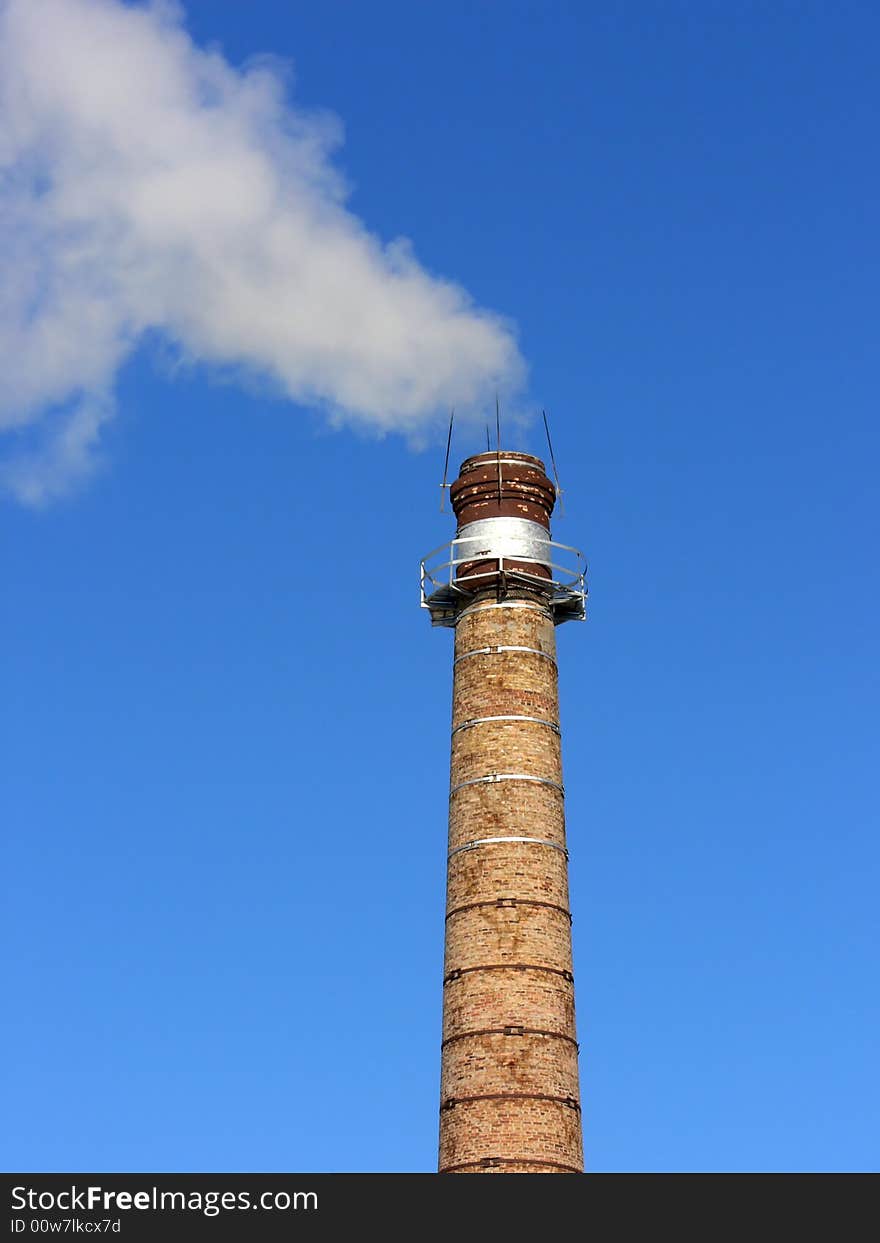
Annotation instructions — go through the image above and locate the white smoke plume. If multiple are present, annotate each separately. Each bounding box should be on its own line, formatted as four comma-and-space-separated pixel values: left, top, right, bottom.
0, 0, 524, 503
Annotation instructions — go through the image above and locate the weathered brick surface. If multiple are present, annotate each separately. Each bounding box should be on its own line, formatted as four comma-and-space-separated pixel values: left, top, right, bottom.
441, 1032, 579, 1101
447, 842, 571, 906
442, 967, 576, 1042
439, 1098, 583, 1171
451, 720, 562, 784
452, 652, 559, 724
452, 1162, 581, 1173
449, 782, 566, 851
440, 597, 583, 1174
444, 903, 573, 973
455, 601, 557, 656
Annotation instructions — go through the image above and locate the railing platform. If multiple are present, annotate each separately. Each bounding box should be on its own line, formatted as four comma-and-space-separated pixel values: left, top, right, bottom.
420, 536, 587, 628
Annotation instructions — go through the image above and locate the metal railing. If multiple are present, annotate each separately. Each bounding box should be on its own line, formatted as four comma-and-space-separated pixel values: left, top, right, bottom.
420, 533, 587, 626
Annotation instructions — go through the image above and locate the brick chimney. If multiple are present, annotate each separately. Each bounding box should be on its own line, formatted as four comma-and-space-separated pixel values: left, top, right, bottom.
421, 449, 587, 1174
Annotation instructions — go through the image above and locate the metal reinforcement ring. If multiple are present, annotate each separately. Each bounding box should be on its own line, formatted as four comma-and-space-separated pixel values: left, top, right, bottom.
439, 1157, 582, 1174
445, 897, 572, 922
454, 600, 554, 623
451, 713, 560, 736
453, 644, 557, 665
449, 773, 564, 797
447, 836, 567, 859
441, 1092, 580, 1112
443, 963, 574, 985
441, 1026, 579, 1050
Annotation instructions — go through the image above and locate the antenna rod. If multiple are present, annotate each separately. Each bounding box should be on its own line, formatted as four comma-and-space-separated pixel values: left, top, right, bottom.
440, 409, 455, 511
542, 409, 565, 516
495, 394, 502, 507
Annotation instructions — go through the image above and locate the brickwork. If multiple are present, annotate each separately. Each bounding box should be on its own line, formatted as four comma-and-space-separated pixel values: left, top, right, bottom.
439, 597, 583, 1174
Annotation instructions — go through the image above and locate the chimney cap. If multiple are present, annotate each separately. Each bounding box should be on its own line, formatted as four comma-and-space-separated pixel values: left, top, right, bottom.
450, 450, 556, 531
456, 450, 547, 475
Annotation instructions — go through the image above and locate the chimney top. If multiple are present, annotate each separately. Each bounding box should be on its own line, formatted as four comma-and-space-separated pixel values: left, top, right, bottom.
450, 451, 556, 531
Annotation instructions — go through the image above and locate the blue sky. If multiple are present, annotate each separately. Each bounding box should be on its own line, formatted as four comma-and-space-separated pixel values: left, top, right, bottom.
2, 0, 878, 1172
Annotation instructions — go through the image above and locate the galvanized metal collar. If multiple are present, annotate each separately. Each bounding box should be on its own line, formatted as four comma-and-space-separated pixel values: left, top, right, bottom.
455, 517, 552, 564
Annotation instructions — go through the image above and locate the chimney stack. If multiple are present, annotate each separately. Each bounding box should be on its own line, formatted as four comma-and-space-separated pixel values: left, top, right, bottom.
421, 448, 587, 1174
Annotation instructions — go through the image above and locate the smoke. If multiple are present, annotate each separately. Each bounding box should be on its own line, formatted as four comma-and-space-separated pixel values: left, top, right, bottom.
0, 0, 524, 503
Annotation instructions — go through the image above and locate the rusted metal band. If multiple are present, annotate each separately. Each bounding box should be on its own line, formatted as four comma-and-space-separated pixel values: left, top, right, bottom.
451, 713, 560, 737
440, 1157, 582, 1174
449, 774, 564, 797
453, 644, 557, 665
444, 963, 574, 985
445, 897, 572, 922
447, 836, 567, 859
457, 456, 552, 474
441, 1092, 580, 1113
441, 1026, 579, 1050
